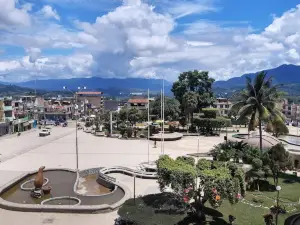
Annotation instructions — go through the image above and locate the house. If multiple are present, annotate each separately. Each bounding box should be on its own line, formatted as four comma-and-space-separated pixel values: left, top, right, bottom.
213, 98, 232, 116
76, 92, 104, 115
127, 98, 149, 111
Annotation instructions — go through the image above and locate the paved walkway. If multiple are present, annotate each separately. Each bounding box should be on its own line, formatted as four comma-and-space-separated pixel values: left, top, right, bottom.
0, 125, 225, 225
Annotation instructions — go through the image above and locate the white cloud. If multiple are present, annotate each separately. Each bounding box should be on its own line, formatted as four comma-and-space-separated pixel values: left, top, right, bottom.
0, 0, 31, 29
40, 5, 60, 20
2, 2, 300, 83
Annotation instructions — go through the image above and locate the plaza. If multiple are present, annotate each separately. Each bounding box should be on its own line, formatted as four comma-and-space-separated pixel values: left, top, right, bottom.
0, 123, 224, 225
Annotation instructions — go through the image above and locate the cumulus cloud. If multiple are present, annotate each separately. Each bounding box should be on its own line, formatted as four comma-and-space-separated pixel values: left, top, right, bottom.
2, 1, 300, 82
40, 5, 60, 20
0, 0, 31, 29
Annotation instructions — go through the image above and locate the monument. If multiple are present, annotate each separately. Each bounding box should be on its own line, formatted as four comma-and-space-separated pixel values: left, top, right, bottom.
31, 166, 45, 198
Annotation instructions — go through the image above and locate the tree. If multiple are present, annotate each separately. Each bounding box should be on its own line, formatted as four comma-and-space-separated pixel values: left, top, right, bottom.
231, 72, 284, 154
172, 70, 215, 111
118, 107, 128, 123
128, 108, 140, 125
250, 158, 264, 191
263, 143, 293, 186
183, 91, 198, 125
156, 155, 245, 220
150, 96, 180, 121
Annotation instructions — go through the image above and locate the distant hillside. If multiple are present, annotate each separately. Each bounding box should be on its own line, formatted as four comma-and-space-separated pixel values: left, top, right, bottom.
11, 77, 172, 93
0, 84, 37, 97
214, 64, 300, 89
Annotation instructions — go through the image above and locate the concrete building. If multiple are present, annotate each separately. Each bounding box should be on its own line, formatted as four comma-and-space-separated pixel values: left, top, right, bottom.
213, 98, 232, 116
280, 99, 300, 122
3, 96, 14, 122
43, 99, 73, 121
76, 92, 104, 115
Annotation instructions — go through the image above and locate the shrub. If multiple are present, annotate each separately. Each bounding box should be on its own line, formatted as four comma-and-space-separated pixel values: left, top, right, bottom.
176, 156, 195, 166
242, 146, 260, 164
197, 159, 211, 171
119, 124, 126, 137
193, 117, 231, 136
169, 125, 176, 133
252, 158, 263, 170
202, 108, 219, 118
127, 127, 133, 138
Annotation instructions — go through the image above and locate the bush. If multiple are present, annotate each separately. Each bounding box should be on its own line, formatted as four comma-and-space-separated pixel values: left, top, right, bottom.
169, 125, 176, 133
176, 156, 195, 166
242, 146, 260, 164
202, 108, 219, 118
127, 127, 133, 138
193, 117, 231, 136
252, 158, 263, 170
197, 159, 211, 171
119, 124, 126, 137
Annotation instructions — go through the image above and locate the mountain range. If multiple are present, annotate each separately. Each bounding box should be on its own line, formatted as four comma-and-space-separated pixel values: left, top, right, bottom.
1, 64, 300, 97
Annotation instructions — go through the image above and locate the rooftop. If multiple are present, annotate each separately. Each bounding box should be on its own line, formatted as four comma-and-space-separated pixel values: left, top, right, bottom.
77, 92, 103, 95
128, 98, 149, 104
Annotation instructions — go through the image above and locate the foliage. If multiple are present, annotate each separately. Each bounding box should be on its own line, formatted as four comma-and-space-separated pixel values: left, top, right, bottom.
176, 156, 195, 166
169, 124, 176, 133
150, 96, 180, 121
193, 117, 231, 136
196, 159, 212, 171
262, 143, 294, 186
231, 72, 285, 153
202, 108, 219, 119
128, 108, 140, 125
266, 119, 289, 137
183, 91, 199, 124
118, 107, 128, 123
126, 127, 133, 138
241, 146, 260, 164
210, 141, 258, 164
119, 123, 126, 137
171, 70, 215, 111
156, 155, 245, 217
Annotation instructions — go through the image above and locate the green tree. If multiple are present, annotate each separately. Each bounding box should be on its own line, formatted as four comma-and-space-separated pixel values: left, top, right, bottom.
231, 72, 284, 154
183, 91, 198, 125
118, 107, 128, 123
156, 155, 245, 220
150, 96, 180, 121
171, 70, 215, 111
128, 108, 139, 126
250, 158, 264, 191
263, 144, 293, 186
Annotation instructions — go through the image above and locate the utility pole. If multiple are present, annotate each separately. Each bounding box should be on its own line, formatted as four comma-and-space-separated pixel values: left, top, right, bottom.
162, 77, 165, 155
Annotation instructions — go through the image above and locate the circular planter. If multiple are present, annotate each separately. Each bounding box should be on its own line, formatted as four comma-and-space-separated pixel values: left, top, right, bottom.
42, 185, 52, 195
41, 196, 81, 206
21, 178, 49, 191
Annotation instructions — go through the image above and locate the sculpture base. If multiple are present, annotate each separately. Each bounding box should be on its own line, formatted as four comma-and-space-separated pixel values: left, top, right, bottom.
31, 188, 43, 199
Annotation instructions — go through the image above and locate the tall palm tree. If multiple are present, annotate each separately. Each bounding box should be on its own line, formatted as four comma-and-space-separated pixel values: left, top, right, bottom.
231, 72, 284, 154
183, 91, 198, 125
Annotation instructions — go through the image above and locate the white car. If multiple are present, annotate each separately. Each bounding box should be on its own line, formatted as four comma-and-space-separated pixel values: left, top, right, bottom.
39, 129, 50, 137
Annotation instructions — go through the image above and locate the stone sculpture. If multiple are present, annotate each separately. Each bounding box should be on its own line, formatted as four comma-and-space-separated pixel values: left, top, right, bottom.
31, 166, 45, 198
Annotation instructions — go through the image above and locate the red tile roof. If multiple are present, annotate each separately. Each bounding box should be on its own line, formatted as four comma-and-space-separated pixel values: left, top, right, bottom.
128, 98, 148, 104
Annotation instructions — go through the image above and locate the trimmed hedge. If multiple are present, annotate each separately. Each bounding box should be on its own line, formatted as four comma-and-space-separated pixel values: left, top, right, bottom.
202, 108, 219, 118
193, 117, 231, 136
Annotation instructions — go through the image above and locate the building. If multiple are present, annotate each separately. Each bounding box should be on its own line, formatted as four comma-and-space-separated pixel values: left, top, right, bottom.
3, 97, 14, 122
76, 92, 104, 115
43, 99, 73, 121
127, 98, 149, 111
280, 99, 300, 121
213, 98, 232, 116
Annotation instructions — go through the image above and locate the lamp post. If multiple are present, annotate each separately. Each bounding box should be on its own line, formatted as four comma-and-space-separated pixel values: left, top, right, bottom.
63, 86, 86, 171
275, 185, 281, 225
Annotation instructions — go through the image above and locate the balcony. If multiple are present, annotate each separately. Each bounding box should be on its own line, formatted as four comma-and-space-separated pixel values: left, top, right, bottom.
4, 106, 13, 111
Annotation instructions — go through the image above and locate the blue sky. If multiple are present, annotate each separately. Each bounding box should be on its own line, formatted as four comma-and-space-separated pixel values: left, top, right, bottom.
1, 0, 300, 82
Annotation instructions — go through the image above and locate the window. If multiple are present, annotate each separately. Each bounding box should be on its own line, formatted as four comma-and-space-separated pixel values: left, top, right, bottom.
288, 112, 291, 115
220, 105, 224, 108
288, 106, 291, 110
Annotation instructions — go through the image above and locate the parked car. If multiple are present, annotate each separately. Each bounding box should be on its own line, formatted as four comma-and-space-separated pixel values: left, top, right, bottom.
39, 129, 50, 137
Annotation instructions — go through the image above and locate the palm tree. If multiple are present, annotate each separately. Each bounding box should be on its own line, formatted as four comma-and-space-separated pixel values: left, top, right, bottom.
231, 72, 284, 154
183, 91, 198, 126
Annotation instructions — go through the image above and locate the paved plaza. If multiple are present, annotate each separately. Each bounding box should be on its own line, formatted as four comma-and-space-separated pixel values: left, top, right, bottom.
0, 124, 225, 225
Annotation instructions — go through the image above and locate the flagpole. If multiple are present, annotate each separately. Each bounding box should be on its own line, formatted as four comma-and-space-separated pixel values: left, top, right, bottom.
162, 77, 165, 155
147, 88, 150, 163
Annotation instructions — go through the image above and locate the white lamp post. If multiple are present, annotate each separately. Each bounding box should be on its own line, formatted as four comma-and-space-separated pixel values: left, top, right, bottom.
63, 86, 86, 171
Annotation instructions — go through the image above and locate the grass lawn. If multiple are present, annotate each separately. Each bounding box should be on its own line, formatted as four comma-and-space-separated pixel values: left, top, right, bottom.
119, 174, 300, 225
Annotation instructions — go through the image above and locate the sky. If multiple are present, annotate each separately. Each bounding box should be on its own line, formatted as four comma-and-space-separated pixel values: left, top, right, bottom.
1, 0, 300, 82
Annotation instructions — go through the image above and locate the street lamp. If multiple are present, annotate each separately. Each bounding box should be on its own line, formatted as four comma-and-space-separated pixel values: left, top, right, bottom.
275, 185, 281, 225
63, 86, 86, 171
